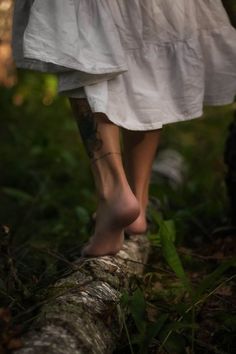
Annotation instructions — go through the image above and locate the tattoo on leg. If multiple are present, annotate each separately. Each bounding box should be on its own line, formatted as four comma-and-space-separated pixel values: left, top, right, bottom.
77, 110, 103, 159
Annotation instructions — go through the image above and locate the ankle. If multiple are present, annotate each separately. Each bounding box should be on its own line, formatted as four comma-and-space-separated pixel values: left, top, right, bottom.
91, 152, 121, 164
97, 178, 129, 201
91, 154, 128, 199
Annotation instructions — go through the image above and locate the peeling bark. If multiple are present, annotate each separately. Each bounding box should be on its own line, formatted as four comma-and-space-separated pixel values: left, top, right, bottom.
15, 235, 150, 354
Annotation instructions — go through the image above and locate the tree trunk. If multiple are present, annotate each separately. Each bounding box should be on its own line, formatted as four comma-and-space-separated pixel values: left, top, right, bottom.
15, 235, 150, 354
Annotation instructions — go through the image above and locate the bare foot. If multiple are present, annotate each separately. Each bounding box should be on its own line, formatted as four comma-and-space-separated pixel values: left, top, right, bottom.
91, 203, 148, 236
81, 187, 140, 257
125, 205, 148, 235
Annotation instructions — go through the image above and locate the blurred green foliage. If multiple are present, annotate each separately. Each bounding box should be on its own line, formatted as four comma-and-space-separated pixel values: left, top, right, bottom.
1, 69, 235, 280
0, 69, 235, 353
1, 70, 234, 234
150, 103, 235, 244
0, 70, 96, 287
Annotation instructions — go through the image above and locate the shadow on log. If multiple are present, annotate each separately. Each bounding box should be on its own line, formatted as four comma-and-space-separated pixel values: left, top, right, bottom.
15, 235, 150, 354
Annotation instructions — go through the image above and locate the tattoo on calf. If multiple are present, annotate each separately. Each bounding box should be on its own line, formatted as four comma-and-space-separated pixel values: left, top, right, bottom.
77, 110, 103, 159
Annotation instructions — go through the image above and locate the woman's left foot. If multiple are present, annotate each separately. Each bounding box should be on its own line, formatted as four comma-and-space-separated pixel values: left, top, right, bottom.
124, 207, 148, 235
92, 205, 148, 236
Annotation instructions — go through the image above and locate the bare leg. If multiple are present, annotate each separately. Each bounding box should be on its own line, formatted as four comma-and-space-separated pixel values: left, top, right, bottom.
122, 129, 161, 234
70, 98, 140, 256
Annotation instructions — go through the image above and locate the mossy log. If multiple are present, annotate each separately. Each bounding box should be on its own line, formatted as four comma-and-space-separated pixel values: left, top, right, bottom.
15, 235, 150, 354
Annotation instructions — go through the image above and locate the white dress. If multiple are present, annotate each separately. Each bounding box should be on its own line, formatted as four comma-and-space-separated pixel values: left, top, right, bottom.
12, 0, 236, 130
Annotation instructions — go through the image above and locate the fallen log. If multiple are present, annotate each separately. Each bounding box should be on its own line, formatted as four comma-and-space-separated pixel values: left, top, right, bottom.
15, 234, 150, 354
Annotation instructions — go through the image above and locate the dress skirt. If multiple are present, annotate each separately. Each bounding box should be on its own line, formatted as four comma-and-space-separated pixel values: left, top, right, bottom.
12, 0, 236, 130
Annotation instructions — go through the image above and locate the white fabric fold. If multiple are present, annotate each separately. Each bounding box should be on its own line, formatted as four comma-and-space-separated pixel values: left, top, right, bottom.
12, 0, 236, 130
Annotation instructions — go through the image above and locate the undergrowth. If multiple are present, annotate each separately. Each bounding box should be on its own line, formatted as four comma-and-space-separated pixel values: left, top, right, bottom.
0, 71, 235, 353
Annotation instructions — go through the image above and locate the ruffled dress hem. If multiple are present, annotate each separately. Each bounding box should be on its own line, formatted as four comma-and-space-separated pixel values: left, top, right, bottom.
12, 0, 236, 131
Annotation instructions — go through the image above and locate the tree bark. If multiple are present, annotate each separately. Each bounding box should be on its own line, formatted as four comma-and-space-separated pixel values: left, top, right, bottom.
15, 235, 150, 354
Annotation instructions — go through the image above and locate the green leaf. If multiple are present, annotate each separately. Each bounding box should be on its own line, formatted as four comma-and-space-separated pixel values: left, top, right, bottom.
145, 313, 169, 343
44, 75, 57, 94
148, 232, 161, 247
129, 288, 146, 334
120, 290, 130, 306
75, 206, 90, 225
159, 218, 191, 293
2, 187, 33, 202
149, 208, 163, 228
60, 150, 77, 168
161, 219, 176, 243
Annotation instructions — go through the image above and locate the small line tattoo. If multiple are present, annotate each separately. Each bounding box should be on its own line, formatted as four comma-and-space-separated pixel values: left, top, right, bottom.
91, 152, 121, 164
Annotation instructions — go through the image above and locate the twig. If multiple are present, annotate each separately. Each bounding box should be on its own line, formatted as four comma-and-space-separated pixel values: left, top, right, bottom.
30, 245, 80, 270
0, 289, 25, 311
